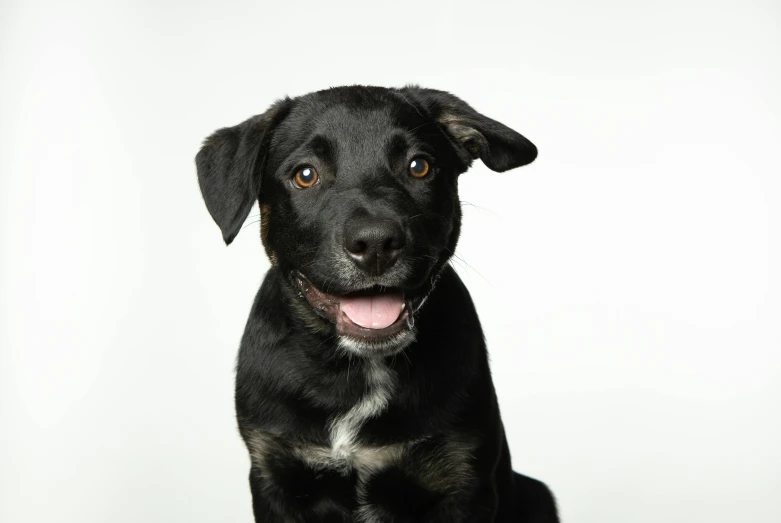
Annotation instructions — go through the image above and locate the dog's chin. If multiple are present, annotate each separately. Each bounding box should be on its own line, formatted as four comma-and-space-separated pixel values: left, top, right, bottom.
294, 273, 417, 357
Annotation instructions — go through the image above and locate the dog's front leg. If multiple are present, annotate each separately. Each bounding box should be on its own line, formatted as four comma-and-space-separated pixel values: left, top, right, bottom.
424, 481, 498, 523
248, 467, 289, 523
249, 464, 357, 523
357, 473, 498, 523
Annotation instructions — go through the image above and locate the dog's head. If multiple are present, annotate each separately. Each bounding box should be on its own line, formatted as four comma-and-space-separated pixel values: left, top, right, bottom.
196, 86, 536, 357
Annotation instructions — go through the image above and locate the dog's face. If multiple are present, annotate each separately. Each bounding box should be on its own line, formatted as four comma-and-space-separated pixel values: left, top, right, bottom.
197, 86, 536, 356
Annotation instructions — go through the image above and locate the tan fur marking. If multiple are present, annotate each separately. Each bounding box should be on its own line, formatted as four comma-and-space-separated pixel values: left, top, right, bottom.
413, 436, 477, 494
294, 441, 406, 476
259, 204, 278, 265
244, 429, 406, 479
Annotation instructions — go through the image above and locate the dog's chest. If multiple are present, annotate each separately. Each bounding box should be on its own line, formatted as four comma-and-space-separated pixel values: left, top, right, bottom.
246, 359, 403, 476
328, 359, 395, 461
247, 431, 475, 520
244, 361, 477, 518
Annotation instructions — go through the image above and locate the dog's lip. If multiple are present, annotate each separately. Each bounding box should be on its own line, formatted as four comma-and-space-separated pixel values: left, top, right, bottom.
294, 273, 341, 320
294, 273, 412, 340
336, 306, 410, 340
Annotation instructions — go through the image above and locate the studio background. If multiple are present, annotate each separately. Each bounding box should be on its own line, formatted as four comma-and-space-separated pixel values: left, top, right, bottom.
1, 1, 779, 522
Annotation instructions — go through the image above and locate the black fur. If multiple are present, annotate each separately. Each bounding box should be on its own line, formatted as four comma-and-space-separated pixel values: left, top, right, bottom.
196, 85, 559, 522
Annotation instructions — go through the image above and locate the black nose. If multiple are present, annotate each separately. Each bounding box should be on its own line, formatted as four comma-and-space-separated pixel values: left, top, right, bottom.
343, 215, 406, 275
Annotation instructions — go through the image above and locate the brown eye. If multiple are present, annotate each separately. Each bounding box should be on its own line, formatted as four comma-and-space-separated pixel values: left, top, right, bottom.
409, 157, 430, 178
294, 166, 319, 188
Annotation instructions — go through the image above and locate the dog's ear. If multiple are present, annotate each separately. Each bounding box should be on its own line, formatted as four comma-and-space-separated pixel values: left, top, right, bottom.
195, 99, 291, 245
402, 87, 537, 173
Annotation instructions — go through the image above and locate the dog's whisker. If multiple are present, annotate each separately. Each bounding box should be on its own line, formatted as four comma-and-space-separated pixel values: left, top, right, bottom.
299, 259, 320, 270
242, 219, 261, 230
407, 121, 438, 134
401, 350, 412, 368
393, 90, 424, 118
446, 249, 492, 286
459, 200, 500, 217
313, 334, 337, 351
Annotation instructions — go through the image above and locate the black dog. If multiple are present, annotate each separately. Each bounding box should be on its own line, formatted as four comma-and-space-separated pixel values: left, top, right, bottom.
196, 86, 559, 522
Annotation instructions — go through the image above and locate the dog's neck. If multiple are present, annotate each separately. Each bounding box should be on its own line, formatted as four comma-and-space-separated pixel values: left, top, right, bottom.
242, 265, 484, 441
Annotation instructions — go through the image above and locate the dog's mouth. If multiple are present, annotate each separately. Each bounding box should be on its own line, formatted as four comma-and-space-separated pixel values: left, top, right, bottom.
294, 273, 412, 342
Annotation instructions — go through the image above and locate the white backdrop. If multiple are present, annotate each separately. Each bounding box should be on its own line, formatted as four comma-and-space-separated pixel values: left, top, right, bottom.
1, 1, 780, 522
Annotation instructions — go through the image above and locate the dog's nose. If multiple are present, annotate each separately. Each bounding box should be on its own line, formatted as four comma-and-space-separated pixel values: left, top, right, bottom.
343, 215, 406, 275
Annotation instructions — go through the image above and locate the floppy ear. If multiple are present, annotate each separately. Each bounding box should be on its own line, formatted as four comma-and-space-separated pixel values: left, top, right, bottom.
195, 99, 291, 245
402, 87, 537, 173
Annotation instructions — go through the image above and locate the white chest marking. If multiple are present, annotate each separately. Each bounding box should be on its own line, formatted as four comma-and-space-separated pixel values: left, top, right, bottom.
328, 358, 395, 462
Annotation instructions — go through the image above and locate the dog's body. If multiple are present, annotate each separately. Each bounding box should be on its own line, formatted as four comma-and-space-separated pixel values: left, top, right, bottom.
196, 86, 559, 522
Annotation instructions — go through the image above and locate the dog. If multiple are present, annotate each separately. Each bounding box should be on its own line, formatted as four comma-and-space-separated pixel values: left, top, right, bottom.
196, 85, 559, 522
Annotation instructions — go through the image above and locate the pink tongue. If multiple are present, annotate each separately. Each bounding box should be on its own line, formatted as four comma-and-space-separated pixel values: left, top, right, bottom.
340, 293, 404, 329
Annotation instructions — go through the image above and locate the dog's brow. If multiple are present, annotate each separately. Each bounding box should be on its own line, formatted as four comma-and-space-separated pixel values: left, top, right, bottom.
308, 135, 336, 164
386, 134, 409, 167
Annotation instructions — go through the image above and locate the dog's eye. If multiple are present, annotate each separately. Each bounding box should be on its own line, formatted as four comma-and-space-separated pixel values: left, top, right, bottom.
409, 157, 430, 178
293, 166, 319, 188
